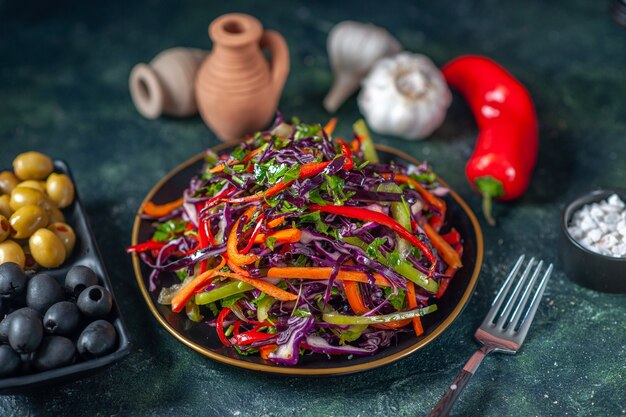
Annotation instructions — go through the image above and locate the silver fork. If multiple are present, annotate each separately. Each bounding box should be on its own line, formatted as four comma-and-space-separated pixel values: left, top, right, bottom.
429, 255, 553, 417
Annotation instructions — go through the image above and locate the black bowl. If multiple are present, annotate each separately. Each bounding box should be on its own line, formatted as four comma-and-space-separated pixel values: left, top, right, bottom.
131, 144, 483, 376
560, 189, 626, 294
0, 161, 131, 394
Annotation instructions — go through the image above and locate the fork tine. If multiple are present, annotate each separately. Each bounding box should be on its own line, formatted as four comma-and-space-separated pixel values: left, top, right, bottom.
516, 264, 553, 342
481, 255, 526, 325
495, 259, 537, 329
505, 260, 544, 332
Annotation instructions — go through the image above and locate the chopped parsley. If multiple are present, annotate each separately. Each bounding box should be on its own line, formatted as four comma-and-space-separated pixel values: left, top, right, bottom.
153, 220, 188, 242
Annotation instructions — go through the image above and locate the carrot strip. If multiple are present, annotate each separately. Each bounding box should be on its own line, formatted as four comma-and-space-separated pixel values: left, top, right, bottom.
422, 222, 463, 269
214, 272, 297, 302
143, 198, 183, 218
253, 228, 302, 245
226, 207, 258, 266
227, 260, 251, 277
343, 281, 368, 314
266, 216, 286, 229
259, 344, 278, 359
406, 282, 424, 336
243, 146, 264, 163
171, 257, 226, 313
228, 161, 331, 204
383, 173, 446, 213
376, 319, 412, 329
209, 146, 264, 173
266, 267, 391, 287
323, 118, 337, 136
343, 280, 410, 329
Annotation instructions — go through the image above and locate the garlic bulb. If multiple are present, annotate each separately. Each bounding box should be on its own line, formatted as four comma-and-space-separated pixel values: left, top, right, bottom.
358, 52, 451, 140
324, 21, 402, 113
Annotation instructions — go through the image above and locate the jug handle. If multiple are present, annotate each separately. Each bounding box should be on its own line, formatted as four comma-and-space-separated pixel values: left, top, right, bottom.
260, 30, 290, 96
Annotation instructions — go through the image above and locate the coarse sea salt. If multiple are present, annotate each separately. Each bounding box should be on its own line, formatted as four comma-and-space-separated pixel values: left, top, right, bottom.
567, 194, 626, 258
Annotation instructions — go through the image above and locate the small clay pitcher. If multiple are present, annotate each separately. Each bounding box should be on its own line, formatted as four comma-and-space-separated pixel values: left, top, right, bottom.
130, 47, 208, 119
195, 13, 290, 141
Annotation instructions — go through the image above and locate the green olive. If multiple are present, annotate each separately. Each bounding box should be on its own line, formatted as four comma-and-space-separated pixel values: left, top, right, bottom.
9, 187, 49, 211
13, 151, 53, 181
0, 171, 20, 195
0, 215, 10, 243
18, 180, 47, 193
9, 205, 49, 239
47, 222, 76, 256
29, 229, 66, 269
46, 206, 65, 224
0, 195, 12, 219
46, 173, 74, 209
0, 240, 25, 269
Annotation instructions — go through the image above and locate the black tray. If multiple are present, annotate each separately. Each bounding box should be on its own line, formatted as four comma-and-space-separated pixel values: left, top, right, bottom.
0, 160, 131, 394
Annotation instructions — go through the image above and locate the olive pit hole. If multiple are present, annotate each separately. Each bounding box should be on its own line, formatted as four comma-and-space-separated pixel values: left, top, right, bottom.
88, 288, 102, 301
223, 20, 243, 34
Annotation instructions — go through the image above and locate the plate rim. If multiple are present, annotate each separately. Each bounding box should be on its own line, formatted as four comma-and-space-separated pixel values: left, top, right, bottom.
131, 143, 484, 376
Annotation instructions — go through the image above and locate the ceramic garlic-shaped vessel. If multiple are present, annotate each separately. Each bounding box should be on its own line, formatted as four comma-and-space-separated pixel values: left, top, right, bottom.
195, 13, 290, 141
130, 47, 208, 119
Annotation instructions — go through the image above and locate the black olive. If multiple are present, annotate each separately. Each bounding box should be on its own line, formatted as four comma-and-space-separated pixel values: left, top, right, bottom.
76, 285, 112, 318
33, 336, 75, 371
76, 320, 116, 358
0, 296, 9, 318
43, 301, 80, 335
26, 273, 64, 313
0, 307, 40, 343
64, 265, 98, 297
0, 345, 21, 377
0, 262, 28, 299
20, 351, 35, 374
8, 313, 43, 353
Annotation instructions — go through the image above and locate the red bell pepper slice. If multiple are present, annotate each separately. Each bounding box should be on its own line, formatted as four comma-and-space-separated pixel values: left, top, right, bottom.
216, 307, 232, 346
125, 240, 166, 254
230, 330, 276, 346
309, 204, 437, 278
337, 139, 354, 170
241, 213, 265, 255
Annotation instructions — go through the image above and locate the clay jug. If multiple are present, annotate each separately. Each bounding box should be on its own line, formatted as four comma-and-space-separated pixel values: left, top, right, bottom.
195, 13, 290, 141
130, 47, 207, 119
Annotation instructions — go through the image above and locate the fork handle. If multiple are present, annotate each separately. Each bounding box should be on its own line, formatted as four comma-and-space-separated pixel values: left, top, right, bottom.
429, 347, 490, 417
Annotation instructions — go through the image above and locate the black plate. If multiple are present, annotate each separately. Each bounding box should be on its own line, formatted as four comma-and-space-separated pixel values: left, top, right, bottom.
0, 160, 131, 394
131, 145, 483, 376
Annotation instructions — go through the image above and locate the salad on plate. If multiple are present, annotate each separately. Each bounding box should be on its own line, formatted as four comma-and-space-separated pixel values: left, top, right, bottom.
128, 117, 463, 366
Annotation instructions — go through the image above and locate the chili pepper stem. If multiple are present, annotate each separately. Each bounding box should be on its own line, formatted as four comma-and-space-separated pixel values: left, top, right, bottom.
474, 176, 504, 227
481, 192, 496, 227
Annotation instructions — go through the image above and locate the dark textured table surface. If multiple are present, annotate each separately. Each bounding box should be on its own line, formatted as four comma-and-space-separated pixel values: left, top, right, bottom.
1, 0, 625, 416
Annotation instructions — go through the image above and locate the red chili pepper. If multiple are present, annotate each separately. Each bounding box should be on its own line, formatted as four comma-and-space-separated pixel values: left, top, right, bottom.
216, 307, 232, 346
230, 330, 276, 346
309, 204, 437, 278
125, 240, 166, 254
442, 55, 538, 226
